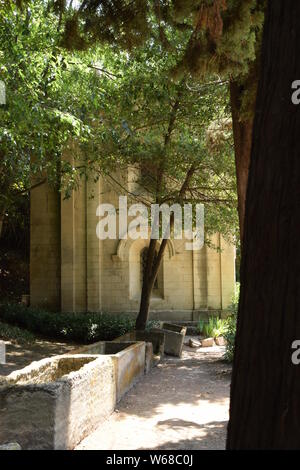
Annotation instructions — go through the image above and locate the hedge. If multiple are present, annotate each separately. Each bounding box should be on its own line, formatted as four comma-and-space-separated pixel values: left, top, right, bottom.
0, 321, 35, 344
0, 302, 143, 343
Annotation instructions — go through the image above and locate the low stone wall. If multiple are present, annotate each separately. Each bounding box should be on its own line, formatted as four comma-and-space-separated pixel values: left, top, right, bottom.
0, 355, 116, 450
72, 341, 146, 402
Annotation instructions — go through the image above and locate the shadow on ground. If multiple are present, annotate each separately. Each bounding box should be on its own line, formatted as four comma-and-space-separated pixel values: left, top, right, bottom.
0, 339, 77, 376
77, 344, 231, 450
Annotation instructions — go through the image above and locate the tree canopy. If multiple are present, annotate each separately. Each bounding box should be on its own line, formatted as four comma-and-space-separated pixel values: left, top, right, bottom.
0, 0, 237, 240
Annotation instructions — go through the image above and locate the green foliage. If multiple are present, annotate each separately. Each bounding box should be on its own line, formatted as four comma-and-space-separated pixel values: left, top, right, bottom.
197, 286, 239, 362
89, 39, 238, 240
62, 1, 265, 80
223, 282, 240, 361
0, 302, 141, 343
0, 0, 114, 220
223, 313, 237, 362
230, 281, 240, 313
0, 320, 35, 344
198, 316, 227, 338
212, 317, 227, 338
197, 319, 205, 335
0, 0, 238, 242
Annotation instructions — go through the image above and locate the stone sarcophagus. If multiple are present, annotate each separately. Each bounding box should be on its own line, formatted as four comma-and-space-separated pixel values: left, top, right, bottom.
71, 341, 146, 402
158, 322, 187, 357
0, 355, 116, 450
0, 341, 148, 449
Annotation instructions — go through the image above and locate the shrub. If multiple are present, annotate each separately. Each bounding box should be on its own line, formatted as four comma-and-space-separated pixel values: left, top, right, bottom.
0, 302, 139, 343
0, 321, 35, 344
223, 313, 237, 362
231, 282, 240, 313
223, 282, 240, 362
197, 319, 205, 335
198, 316, 227, 339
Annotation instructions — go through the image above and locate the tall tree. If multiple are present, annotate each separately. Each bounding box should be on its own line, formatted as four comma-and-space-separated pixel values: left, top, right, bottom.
61, 0, 265, 241
89, 43, 237, 330
227, 0, 300, 449
229, 60, 259, 244
0, 0, 115, 237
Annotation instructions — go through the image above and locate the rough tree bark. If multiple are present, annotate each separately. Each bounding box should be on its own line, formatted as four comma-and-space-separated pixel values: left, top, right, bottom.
230, 81, 254, 245
227, 0, 300, 449
230, 58, 259, 245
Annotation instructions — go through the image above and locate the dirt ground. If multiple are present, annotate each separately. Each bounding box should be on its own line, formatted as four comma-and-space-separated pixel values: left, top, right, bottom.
0, 335, 231, 450
0, 339, 77, 376
77, 340, 231, 450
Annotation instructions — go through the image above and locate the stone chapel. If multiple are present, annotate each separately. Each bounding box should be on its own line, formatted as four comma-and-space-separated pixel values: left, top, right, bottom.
30, 163, 236, 321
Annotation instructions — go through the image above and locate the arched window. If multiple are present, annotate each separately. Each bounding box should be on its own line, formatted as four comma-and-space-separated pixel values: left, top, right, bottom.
140, 247, 158, 289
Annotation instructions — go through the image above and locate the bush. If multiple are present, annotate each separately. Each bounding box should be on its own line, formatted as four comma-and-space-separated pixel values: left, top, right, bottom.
223, 282, 240, 362
0, 302, 139, 343
0, 321, 35, 344
223, 314, 237, 362
224, 314, 237, 362
231, 282, 240, 313
197, 316, 227, 339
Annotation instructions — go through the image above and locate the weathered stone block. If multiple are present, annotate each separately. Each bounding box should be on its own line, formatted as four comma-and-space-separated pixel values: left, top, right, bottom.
0, 355, 116, 450
114, 329, 165, 356
156, 323, 187, 357
215, 336, 227, 346
201, 337, 214, 347
71, 341, 146, 402
188, 338, 201, 348
144, 342, 153, 374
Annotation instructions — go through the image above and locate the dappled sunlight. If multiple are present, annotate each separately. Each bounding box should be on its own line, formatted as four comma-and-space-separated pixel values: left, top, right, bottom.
77, 346, 231, 450
0, 339, 78, 376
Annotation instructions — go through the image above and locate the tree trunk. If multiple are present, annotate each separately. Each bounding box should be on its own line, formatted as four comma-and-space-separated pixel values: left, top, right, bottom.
135, 238, 158, 330
227, 0, 300, 449
0, 213, 3, 239
136, 276, 154, 331
230, 73, 257, 245
135, 164, 196, 330
135, 237, 169, 330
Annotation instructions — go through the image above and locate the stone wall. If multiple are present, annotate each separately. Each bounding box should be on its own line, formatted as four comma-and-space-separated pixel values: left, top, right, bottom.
30, 181, 61, 309
30, 165, 236, 318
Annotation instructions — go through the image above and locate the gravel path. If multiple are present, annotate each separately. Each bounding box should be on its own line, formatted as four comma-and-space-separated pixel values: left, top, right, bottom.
76, 342, 231, 450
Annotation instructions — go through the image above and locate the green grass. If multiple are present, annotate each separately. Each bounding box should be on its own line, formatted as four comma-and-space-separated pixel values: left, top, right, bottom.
197, 316, 227, 339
